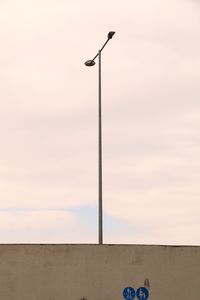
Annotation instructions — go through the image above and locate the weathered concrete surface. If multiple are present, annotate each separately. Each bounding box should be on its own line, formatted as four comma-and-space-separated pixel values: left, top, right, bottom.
0, 244, 199, 299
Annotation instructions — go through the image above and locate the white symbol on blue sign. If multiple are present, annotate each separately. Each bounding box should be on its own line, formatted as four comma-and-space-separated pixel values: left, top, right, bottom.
123, 287, 136, 300
136, 287, 149, 300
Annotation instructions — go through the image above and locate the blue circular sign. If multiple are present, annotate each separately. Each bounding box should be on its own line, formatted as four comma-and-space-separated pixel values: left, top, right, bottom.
123, 287, 136, 300
136, 287, 149, 300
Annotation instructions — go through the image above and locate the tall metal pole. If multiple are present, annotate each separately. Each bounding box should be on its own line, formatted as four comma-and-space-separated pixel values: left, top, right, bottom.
84, 31, 115, 245
98, 50, 103, 244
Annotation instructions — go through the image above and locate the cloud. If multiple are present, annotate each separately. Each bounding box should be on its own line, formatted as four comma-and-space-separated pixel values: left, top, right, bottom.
0, 209, 96, 243
0, 0, 200, 243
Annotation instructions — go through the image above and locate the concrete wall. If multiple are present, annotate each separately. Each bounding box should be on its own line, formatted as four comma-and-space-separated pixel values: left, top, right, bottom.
0, 244, 199, 300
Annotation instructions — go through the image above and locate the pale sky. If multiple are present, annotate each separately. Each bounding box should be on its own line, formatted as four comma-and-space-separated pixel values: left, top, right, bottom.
1, 0, 200, 244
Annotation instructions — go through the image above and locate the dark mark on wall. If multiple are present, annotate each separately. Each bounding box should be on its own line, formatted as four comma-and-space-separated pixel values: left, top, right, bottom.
144, 278, 150, 290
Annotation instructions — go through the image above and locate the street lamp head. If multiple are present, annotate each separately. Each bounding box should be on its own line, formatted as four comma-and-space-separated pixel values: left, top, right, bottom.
107, 31, 115, 39
85, 60, 96, 67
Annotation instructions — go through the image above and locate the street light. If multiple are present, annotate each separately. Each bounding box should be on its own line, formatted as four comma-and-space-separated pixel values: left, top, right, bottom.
84, 31, 116, 245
